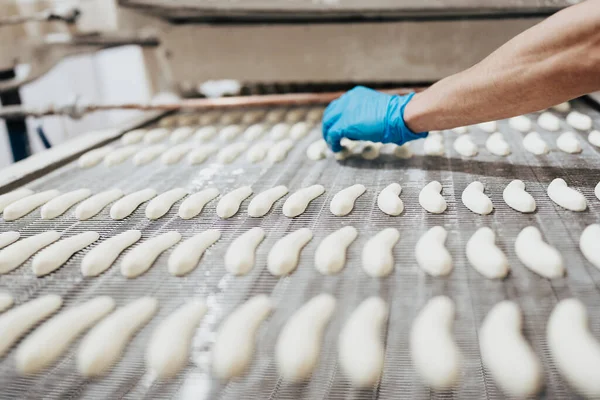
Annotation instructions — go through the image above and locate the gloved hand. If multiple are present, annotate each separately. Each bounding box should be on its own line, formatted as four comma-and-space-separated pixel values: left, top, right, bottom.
322, 86, 428, 152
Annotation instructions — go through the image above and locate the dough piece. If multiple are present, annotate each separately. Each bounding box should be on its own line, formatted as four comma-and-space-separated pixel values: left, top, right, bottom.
462, 181, 493, 215
218, 111, 241, 125
394, 142, 413, 159
453, 135, 478, 157
146, 300, 207, 379
552, 102, 571, 113
75, 188, 124, 220
242, 110, 265, 124
315, 226, 357, 275
377, 183, 403, 216
110, 188, 157, 220
547, 178, 587, 211
198, 111, 219, 125
224, 227, 265, 275
160, 144, 191, 165
580, 224, 600, 270
16, 296, 115, 375
451, 126, 468, 134
32, 231, 99, 277
276, 294, 336, 382
509, 115, 532, 132
466, 227, 509, 279
0, 231, 61, 274
285, 109, 306, 123
145, 188, 188, 220
0, 294, 62, 357
362, 228, 400, 277
178, 188, 219, 219
289, 122, 311, 140
168, 230, 220, 276
0, 292, 13, 313
169, 126, 194, 144
547, 299, 600, 397
477, 121, 497, 133
121, 129, 146, 145
597, 181, 600, 201
588, 130, 600, 147
306, 139, 328, 160
81, 230, 142, 277
283, 185, 325, 217
537, 112, 560, 131
144, 128, 170, 144
104, 145, 138, 166
503, 180, 536, 213
423, 132, 445, 156
330, 184, 366, 216
415, 226, 452, 276
566, 111, 593, 131
194, 126, 218, 142
78, 146, 113, 168
187, 144, 217, 165
485, 132, 511, 156
266, 109, 286, 123
267, 139, 294, 163
219, 125, 243, 141
212, 295, 272, 379
217, 142, 247, 164
0, 188, 34, 212
243, 124, 266, 141
556, 131, 582, 154
270, 123, 291, 140
411, 296, 462, 390
216, 186, 253, 219
77, 297, 158, 377
480, 301, 542, 398
361, 142, 383, 160
41, 188, 92, 219
267, 228, 312, 276
339, 297, 388, 387
515, 226, 563, 278
133, 144, 167, 166
248, 186, 288, 217
121, 231, 181, 278
522, 132, 549, 155
306, 107, 324, 122
3, 189, 60, 221
419, 181, 447, 214
0, 231, 19, 249
246, 141, 273, 163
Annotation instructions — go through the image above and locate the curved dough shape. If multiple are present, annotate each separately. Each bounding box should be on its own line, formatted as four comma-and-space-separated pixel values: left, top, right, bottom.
219, 112, 241, 125
243, 124, 266, 141
121, 129, 146, 145
556, 131, 582, 154
283, 185, 325, 217
248, 186, 288, 217
0, 231, 61, 274
552, 102, 571, 113
267, 139, 294, 163
160, 144, 191, 165
188, 144, 217, 165
547, 178, 587, 211
523, 132, 549, 155
462, 181, 493, 215
289, 121, 311, 140
104, 145, 138, 166
81, 230, 141, 277
415, 226, 452, 276
224, 227, 265, 275
41, 188, 92, 219
478, 121, 497, 133
286, 109, 306, 123
453, 134, 478, 157
216, 186, 253, 219
330, 184, 366, 216
485, 132, 511, 156
32, 231, 99, 277
121, 231, 181, 278
589, 130, 600, 147
3, 189, 60, 221
452, 126, 468, 134
270, 123, 290, 140
169, 126, 194, 144
466, 227, 509, 279
217, 142, 247, 164
110, 188, 157, 220
515, 226, 563, 278
276, 294, 336, 382
212, 295, 272, 380
194, 126, 218, 142
0, 188, 34, 212
419, 181, 447, 214
78, 146, 113, 168
377, 183, 403, 216
306, 107, 323, 122
580, 224, 600, 270
242, 110, 264, 124
266, 109, 286, 123
362, 228, 400, 277
566, 111, 592, 131
145, 188, 188, 220
77, 297, 158, 377
537, 112, 560, 131
394, 143, 413, 159
267, 228, 312, 276
509, 115, 532, 132
219, 125, 243, 141
168, 230, 220, 276
597, 181, 600, 201
0, 292, 13, 313
146, 300, 207, 379
423, 132, 445, 156
246, 141, 272, 163
339, 297, 388, 387
133, 144, 167, 166
75, 188, 124, 220
315, 226, 358, 275
144, 128, 169, 144
178, 188, 219, 219
16, 296, 115, 375
480, 301, 542, 398
503, 180, 536, 213
361, 142, 382, 160
411, 296, 462, 390
0, 231, 19, 249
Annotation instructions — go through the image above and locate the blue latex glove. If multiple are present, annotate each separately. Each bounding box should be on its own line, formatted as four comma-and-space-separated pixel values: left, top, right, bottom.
322, 86, 428, 152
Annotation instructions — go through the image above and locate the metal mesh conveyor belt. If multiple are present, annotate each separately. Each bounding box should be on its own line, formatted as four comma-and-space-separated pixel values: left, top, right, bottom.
0, 101, 599, 399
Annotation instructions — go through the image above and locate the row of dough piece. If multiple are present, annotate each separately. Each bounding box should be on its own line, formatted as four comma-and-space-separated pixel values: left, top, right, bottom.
1, 291, 597, 399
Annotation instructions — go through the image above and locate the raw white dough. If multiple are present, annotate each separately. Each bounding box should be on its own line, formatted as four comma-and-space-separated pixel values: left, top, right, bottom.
537, 112, 561, 131
338, 297, 388, 387
75, 188, 124, 220
267, 228, 312, 276
212, 295, 272, 379
480, 301, 542, 398
246, 140, 273, 163
270, 123, 290, 140
415, 226, 452, 276
77, 297, 158, 377
285, 109, 306, 123
217, 186, 252, 219
110, 188, 157, 220
451, 126, 468, 134
423, 132, 445, 156
361, 142, 383, 160
168, 230, 220, 276
547, 178, 587, 211
289, 122, 311, 140
244, 124, 266, 141
145, 188, 188, 220
485, 132, 511, 156
224, 227, 265, 275
242, 110, 265, 124
144, 128, 170, 144
315, 226, 358, 275
121, 129, 146, 145
104, 145, 138, 166
462, 181, 493, 215
194, 126, 218, 142
453, 135, 478, 157
41, 188, 91, 219
503, 180, 536, 213
276, 294, 336, 382
32, 231, 99, 277
0, 231, 61, 274
217, 142, 247, 164
588, 130, 600, 147
394, 143, 413, 159
306, 139, 328, 160
120, 231, 181, 278
0, 231, 19, 249
3, 189, 60, 221
248, 186, 288, 217
377, 183, 403, 216
219, 125, 243, 141
411, 296, 462, 390
552, 102, 571, 113
267, 139, 294, 163
566, 111, 593, 131
515, 226, 563, 278
283, 185, 325, 217
187, 144, 217, 165
597, 181, 600, 201
81, 230, 141, 277
509, 115, 532, 132
523, 131, 550, 155
330, 184, 366, 216
0, 292, 13, 313
178, 188, 219, 219
466, 227, 509, 279
169, 126, 194, 144
0, 188, 34, 212
556, 131, 582, 154
16, 296, 115, 375
478, 121, 497, 133
132, 144, 167, 166
78, 146, 113, 168
419, 181, 447, 214
306, 107, 324, 122
266, 109, 286, 123
362, 228, 400, 277
580, 224, 600, 270
146, 300, 207, 378
160, 144, 192, 164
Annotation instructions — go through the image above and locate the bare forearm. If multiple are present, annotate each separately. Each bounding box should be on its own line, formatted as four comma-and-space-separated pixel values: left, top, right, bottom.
404, 0, 600, 132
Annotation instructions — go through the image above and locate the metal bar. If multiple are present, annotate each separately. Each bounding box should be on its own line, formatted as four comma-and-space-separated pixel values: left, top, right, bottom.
0, 69, 31, 162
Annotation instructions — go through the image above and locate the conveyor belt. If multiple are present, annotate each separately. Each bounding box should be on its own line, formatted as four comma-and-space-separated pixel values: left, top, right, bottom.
0, 101, 599, 399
